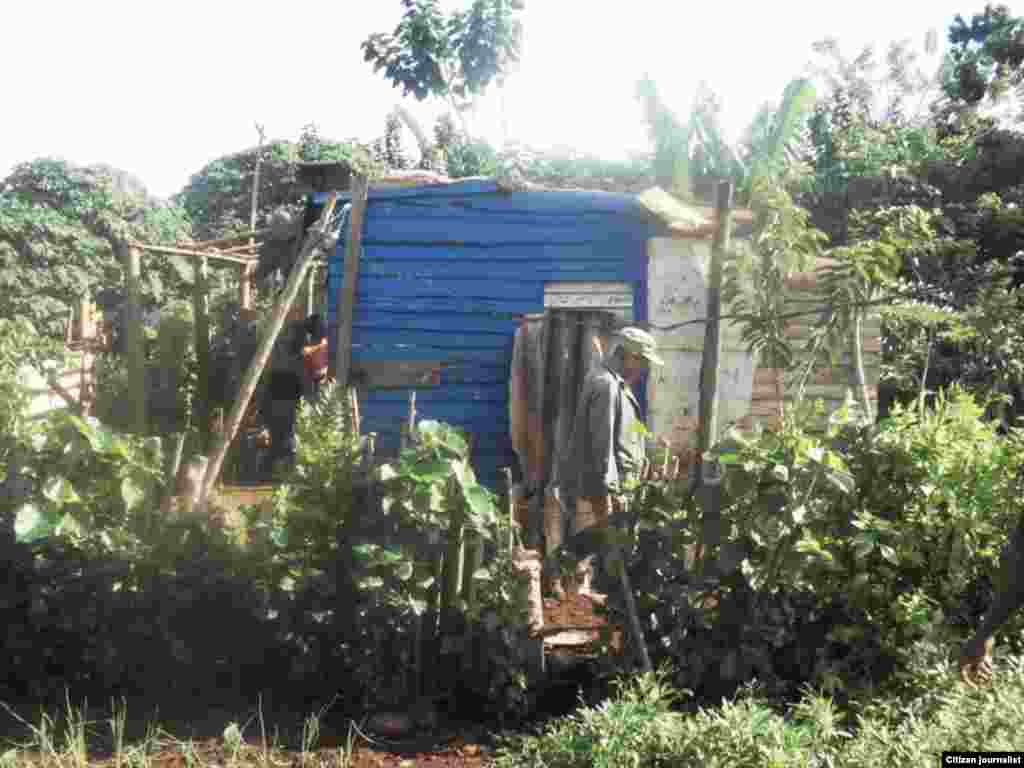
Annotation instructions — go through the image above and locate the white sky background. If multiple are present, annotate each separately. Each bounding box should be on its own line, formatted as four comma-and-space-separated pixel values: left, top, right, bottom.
0, 0, 1000, 200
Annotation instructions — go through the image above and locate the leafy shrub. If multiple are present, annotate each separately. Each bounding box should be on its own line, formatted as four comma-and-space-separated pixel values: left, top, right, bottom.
621, 387, 1024, 707
494, 656, 1024, 766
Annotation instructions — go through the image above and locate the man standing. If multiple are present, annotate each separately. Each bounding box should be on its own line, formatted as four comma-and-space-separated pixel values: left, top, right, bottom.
959, 516, 1024, 685
259, 319, 305, 479
560, 327, 663, 596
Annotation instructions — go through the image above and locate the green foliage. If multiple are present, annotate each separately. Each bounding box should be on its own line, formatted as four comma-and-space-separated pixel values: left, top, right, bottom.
371, 113, 412, 170
493, 667, 686, 768
635, 75, 700, 196
945, 4, 1024, 107
361, 0, 523, 107
0, 159, 192, 335
497, 143, 652, 187
11, 413, 166, 551
636, 77, 816, 205
432, 113, 500, 178
723, 176, 828, 374
716, 387, 1024, 661
296, 123, 380, 176
494, 659, 1024, 766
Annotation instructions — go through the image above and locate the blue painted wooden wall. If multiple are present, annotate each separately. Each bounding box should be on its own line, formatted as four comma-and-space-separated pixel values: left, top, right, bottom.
320, 180, 662, 490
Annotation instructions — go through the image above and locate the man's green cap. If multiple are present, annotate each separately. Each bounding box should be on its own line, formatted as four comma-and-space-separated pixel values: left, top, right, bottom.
619, 327, 663, 366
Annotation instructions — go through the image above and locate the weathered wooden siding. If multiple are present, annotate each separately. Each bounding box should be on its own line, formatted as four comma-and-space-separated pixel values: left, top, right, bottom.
648, 235, 882, 460
322, 181, 660, 490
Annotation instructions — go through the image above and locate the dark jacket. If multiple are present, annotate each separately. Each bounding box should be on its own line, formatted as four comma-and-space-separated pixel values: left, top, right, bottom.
967, 515, 1024, 653
561, 362, 645, 500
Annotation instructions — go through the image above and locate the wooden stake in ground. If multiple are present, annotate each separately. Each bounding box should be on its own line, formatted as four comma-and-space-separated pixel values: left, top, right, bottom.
695, 180, 733, 578
195, 194, 339, 509
193, 256, 211, 452
123, 244, 147, 435
242, 123, 266, 311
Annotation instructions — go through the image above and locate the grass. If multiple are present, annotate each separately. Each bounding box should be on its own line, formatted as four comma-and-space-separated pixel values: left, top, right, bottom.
0, 694, 367, 768
8, 646, 1024, 768
492, 651, 1024, 768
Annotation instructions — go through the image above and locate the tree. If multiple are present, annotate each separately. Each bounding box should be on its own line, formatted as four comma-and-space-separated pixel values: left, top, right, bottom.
371, 112, 412, 170
945, 4, 1024, 109
361, 0, 524, 135
0, 159, 192, 336
635, 77, 816, 206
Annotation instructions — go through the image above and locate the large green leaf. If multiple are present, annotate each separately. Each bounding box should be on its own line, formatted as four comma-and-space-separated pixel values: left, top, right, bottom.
14, 503, 61, 542
42, 476, 81, 505
411, 459, 453, 484
120, 476, 146, 511
417, 420, 468, 458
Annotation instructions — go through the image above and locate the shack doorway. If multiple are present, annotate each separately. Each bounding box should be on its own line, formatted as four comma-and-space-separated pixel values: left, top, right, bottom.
509, 302, 628, 565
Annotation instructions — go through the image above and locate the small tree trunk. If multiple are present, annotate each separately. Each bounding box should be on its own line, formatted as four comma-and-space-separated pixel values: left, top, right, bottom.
850, 310, 873, 422
193, 256, 211, 451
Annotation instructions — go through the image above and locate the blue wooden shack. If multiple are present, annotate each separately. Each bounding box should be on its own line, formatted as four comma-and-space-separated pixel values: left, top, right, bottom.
318, 179, 666, 490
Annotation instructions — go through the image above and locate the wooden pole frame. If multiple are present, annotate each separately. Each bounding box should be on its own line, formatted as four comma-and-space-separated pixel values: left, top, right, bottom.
193, 256, 211, 452
695, 180, 733, 578
130, 241, 256, 266
334, 175, 369, 386
195, 194, 339, 509
124, 244, 147, 435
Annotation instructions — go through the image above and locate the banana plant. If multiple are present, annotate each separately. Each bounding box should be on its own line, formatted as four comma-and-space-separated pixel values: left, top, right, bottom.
636, 76, 817, 206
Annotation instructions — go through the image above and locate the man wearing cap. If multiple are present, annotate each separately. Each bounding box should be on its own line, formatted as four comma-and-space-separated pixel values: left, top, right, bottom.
560, 326, 663, 597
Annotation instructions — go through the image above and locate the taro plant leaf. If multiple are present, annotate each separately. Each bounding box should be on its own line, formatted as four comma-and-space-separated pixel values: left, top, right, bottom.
43, 476, 80, 505
14, 503, 61, 543
120, 476, 146, 511
396, 561, 414, 581
417, 420, 468, 458
352, 544, 376, 562
464, 486, 496, 526
412, 459, 453, 484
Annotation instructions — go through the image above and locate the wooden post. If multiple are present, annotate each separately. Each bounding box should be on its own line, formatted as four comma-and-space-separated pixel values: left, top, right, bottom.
124, 244, 147, 435
305, 264, 317, 318
615, 546, 653, 674
242, 123, 266, 312
502, 467, 515, 552
193, 256, 211, 452
441, 489, 466, 629
240, 263, 255, 311
401, 391, 417, 452
334, 174, 369, 387
196, 194, 338, 508
696, 180, 733, 578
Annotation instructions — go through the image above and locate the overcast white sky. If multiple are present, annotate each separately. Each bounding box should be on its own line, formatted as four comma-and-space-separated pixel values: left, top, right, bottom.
0, 0, 996, 199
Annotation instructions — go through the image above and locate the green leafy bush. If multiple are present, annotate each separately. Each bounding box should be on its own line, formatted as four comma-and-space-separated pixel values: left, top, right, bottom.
621, 386, 1024, 707
494, 657, 1024, 767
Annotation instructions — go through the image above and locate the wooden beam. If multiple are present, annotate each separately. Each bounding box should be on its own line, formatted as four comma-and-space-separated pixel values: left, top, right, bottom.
130, 241, 256, 266
180, 227, 273, 250
124, 244, 147, 434
221, 241, 263, 254
240, 262, 254, 310
334, 174, 369, 386
195, 194, 338, 510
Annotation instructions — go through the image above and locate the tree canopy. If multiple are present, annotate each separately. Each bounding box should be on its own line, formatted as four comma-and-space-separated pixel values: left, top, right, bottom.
0, 159, 192, 336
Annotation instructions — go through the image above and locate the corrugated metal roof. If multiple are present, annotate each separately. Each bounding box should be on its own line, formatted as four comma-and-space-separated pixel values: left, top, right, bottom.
325, 181, 663, 490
